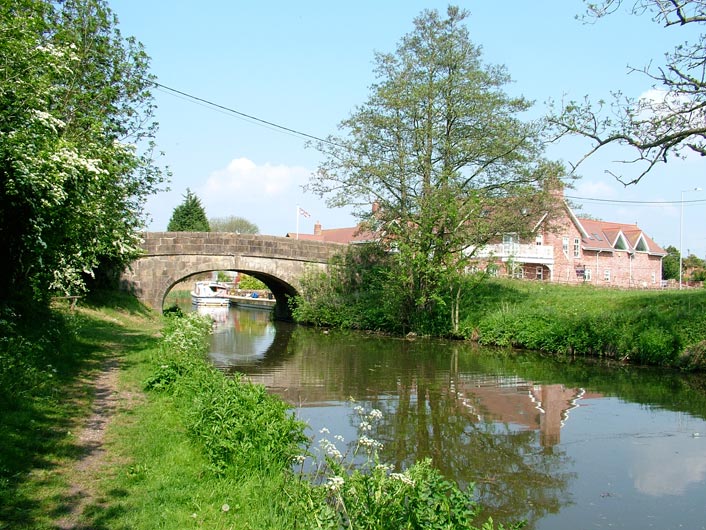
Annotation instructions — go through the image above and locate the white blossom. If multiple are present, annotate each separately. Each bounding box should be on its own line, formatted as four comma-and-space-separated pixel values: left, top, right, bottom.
390, 472, 415, 487
326, 475, 345, 492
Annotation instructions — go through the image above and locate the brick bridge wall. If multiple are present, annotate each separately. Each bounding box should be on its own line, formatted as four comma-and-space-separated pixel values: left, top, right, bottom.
120, 232, 345, 319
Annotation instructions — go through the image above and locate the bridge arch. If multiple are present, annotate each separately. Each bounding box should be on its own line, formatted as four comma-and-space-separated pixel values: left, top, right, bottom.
120, 232, 344, 320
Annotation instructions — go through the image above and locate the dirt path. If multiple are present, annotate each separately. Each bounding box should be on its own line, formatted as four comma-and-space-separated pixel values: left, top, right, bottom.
54, 357, 123, 529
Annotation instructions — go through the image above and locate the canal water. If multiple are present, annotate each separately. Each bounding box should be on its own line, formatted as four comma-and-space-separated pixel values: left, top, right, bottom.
199, 305, 706, 530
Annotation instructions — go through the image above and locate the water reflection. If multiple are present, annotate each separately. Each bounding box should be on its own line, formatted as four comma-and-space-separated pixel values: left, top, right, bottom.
200, 306, 276, 366
632, 434, 706, 496
205, 308, 706, 530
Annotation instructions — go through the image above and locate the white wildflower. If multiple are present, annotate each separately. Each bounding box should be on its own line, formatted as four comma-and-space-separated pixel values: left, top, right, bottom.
368, 408, 383, 421
292, 454, 306, 464
319, 427, 330, 434
326, 475, 345, 492
358, 436, 382, 450
319, 438, 343, 460
359, 421, 372, 432
334, 434, 345, 442
390, 472, 415, 487
221, 503, 230, 512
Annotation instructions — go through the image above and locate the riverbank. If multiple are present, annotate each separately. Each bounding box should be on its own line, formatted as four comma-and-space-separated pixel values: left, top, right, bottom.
294, 276, 706, 370
0, 292, 518, 529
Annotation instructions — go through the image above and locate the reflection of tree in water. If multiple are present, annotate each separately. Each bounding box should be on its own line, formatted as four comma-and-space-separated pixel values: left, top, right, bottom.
209, 308, 276, 365
364, 357, 573, 529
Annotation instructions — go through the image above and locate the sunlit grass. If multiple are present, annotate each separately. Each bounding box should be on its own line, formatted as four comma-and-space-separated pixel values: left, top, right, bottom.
461, 279, 706, 367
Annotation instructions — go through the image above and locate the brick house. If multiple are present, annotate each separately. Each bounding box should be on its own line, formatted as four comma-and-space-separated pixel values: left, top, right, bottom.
472, 188, 668, 288
289, 188, 667, 289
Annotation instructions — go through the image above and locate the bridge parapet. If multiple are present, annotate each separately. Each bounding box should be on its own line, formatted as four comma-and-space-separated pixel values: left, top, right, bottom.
140, 232, 343, 262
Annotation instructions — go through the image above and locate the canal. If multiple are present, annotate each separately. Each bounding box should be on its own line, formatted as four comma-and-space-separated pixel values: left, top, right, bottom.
199, 305, 706, 530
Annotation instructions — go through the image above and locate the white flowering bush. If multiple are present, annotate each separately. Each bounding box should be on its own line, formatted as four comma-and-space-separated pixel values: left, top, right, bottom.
0, 0, 167, 304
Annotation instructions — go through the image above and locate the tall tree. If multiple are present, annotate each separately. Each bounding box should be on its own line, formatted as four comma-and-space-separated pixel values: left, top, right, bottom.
308, 6, 561, 332
549, 0, 706, 184
209, 215, 259, 234
662, 245, 681, 280
167, 189, 210, 232
0, 0, 167, 304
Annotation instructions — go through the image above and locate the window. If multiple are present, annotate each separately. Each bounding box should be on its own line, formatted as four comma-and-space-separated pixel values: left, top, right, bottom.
585, 268, 592, 281
604, 269, 611, 282
573, 238, 580, 258
536, 266, 543, 280
652, 272, 656, 284
535, 234, 543, 246
562, 237, 569, 255
503, 233, 518, 253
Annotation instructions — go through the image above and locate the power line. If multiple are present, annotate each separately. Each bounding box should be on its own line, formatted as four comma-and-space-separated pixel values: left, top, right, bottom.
152, 81, 343, 149
153, 82, 704, 208
565, 194, 706, 206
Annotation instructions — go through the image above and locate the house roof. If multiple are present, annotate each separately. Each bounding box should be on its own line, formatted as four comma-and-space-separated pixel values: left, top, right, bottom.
285, 224, 377, 244
575, 217, 667, 256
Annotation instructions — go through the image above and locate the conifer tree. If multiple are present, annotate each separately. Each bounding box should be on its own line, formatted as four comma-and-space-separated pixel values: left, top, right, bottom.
167, 189, 210, 232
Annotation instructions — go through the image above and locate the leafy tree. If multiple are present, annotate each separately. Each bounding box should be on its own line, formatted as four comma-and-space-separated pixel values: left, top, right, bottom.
0, 0, 167, 304
549, 0, 706, 184
308, 6, 561, 332
167, 189, 210, 232
683, 252, 706, 281
662, 245, 680, 280
209, 215, 259, 234
237, 274, 267, 291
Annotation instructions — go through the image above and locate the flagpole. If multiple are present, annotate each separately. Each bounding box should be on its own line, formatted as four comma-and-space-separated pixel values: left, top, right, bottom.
296, 205, 299, 240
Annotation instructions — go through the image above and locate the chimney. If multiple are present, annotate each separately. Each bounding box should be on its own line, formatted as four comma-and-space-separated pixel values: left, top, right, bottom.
314, 221, 322, 236
545, 176, 565, 201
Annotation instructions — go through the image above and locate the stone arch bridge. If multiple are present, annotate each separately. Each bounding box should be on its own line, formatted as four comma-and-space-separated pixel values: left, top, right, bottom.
120, 232, 345, 320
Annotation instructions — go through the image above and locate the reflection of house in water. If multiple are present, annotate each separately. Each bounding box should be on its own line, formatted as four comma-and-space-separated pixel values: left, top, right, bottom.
453, 376, 599, 447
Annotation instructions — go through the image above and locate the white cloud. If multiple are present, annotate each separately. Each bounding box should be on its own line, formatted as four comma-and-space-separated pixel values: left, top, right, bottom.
202, 157, 309, 199
631, 437, 706, 496
575, 179, 617, 200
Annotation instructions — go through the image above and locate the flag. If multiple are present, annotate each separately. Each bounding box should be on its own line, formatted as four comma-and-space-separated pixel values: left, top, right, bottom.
298, 207, 311, 218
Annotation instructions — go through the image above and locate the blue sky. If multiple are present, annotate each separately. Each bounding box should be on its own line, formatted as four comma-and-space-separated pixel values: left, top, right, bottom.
110, 1, 705, 258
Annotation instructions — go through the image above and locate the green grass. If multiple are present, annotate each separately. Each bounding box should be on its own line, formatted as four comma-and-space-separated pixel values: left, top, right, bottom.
0, 292, 160, 529
459, 279, 706, 368
0, 293, 302, 529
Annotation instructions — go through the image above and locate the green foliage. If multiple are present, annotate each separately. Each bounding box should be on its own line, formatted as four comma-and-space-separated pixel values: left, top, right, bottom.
167, 188, 210, 232
662, 245, 680, 281
0, 0, 167, 304
463, 279, 706, 367
308, 6, 562, 330
209, 215, 259, 234
292, 245, 399, 331
295, 256, 706, 368
237, 273, 267, 291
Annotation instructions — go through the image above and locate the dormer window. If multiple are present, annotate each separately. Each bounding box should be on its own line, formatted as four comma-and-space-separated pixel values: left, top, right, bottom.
614, 234, 628, 251
635, 236, 648, 252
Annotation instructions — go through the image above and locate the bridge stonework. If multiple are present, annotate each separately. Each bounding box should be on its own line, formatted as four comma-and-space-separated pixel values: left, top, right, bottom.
120, 232, 344, 319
